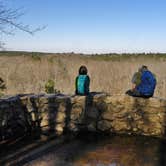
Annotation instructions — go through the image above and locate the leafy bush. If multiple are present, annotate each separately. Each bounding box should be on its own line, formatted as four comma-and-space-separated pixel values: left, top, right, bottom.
45, 79, 60, 94
31, 52, 41, 61
0, 77, 6, 97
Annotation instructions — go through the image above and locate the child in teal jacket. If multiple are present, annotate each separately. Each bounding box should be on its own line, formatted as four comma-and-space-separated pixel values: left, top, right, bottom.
75, 66, 90, 95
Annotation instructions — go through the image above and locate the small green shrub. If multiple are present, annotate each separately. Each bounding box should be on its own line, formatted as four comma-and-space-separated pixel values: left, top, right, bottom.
31, 52, 41, 61
45, 79, 60, 94
0, 77, 6, 97
0, 78, 6, 90
48, 57, 54, 63
0, 92, 4, 97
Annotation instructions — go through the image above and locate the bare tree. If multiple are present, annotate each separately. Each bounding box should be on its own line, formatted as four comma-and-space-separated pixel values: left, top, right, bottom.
0, 0, 45, 48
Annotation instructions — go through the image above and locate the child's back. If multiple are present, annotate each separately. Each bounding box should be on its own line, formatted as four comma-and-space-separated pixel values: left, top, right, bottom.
75, 66, 90, 95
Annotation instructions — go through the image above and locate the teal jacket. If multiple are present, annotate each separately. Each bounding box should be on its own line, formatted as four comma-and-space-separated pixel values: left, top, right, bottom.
75, 75, 90, 95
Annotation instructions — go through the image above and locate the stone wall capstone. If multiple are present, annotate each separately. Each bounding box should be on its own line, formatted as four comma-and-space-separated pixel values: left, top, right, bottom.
0, 92, 166, 142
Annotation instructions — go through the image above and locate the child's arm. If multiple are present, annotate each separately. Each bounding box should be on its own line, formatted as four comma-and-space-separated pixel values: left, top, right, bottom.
75, 76, 78, 94
85, 75, 90, 94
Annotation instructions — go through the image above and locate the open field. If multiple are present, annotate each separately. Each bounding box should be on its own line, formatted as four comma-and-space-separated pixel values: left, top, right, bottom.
0, 52, 166, 98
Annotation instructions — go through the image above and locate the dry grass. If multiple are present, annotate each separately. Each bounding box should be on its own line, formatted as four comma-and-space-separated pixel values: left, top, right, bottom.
0, 53, 166, 98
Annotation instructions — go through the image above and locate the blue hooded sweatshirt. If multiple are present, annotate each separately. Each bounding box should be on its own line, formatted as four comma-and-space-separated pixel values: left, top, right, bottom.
136, 70, 156, 96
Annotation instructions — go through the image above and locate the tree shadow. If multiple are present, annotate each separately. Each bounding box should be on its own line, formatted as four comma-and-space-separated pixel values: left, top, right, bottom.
158, 103, 166, 166
0, 95, 34, 143
132, 96, 166, 166
44, 94, 72, 138
131, 97, 150, 133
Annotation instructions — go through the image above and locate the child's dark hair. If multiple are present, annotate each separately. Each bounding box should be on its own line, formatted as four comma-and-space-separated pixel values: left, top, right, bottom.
79, 65, 88, 75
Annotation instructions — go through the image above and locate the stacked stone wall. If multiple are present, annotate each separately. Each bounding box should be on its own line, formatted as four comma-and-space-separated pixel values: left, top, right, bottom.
0, 93, 166, 142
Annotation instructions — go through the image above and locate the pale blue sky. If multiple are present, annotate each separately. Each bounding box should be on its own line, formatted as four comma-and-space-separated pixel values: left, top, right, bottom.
2, 0, 166, 53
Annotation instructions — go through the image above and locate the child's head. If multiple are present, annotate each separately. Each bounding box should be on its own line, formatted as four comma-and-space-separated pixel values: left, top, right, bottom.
79, 65, 88, 75
140, 65, 148, 72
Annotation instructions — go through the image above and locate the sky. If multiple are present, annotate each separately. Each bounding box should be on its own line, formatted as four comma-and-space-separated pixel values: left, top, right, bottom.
2, 0, 166, 53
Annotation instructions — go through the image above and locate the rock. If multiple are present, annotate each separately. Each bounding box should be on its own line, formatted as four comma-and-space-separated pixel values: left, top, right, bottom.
56, 112, 66, 123
97, 120, 112, 132
111, 120, 130, 132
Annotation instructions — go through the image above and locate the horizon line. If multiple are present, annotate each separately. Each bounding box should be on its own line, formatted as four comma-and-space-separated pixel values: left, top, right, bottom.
1, 49, 166, 55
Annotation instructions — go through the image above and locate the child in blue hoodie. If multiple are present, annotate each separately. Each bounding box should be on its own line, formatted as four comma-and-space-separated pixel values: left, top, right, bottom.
126, 65, 156, 98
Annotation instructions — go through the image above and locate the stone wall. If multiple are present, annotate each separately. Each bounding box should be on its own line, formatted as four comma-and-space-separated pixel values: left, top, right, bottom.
0, 93, 166, 142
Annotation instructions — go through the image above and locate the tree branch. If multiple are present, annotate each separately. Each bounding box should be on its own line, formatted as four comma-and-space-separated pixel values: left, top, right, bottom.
0, 1, 46, 48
